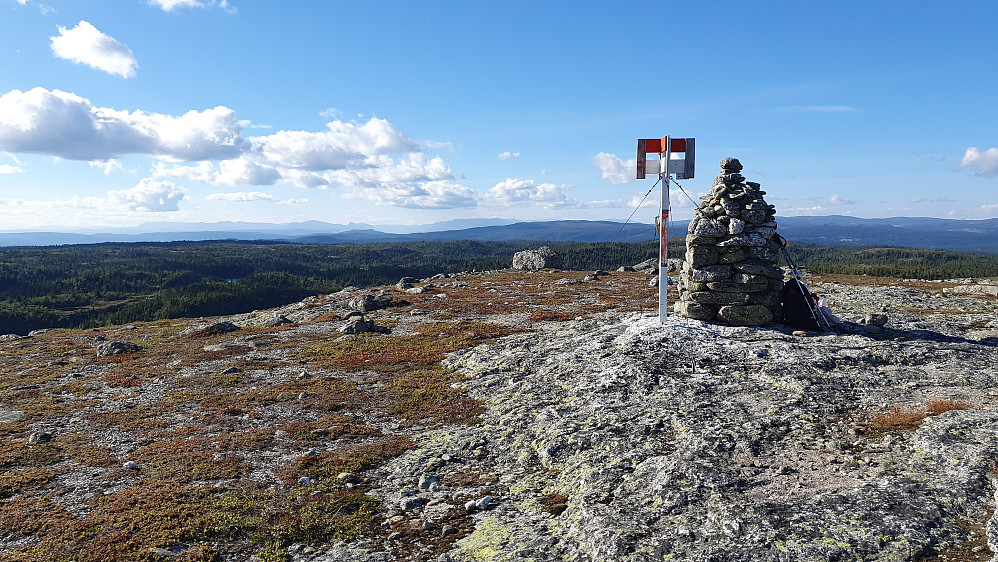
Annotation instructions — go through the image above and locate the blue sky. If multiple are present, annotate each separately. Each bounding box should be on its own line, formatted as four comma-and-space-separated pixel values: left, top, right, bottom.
1, 0, 996, 231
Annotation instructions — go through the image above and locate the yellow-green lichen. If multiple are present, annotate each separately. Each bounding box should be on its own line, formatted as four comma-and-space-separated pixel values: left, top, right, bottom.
455, 517, 513, 561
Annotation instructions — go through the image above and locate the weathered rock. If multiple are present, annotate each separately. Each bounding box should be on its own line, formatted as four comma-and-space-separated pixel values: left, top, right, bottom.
690, 265, 732, 283
862, 313, 889, 327
181, 321, 239, 337
348, 293, 393, 313
340, 317, 389, 335
717, 304, 773, 325
674, 301, 717, 320
512, 246, 562, 270
96, 341, 141, 357
690, 218, 728, 237
685, 246, 719, 268
943, 284, 998, 297
689, 291, 750, 305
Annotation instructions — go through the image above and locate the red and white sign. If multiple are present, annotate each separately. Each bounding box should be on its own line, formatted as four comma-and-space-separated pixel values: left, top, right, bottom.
635, 135, 695, 322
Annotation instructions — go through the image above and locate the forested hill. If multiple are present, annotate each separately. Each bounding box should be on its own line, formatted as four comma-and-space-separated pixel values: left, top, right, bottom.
1, 239, 997, 335
0, 240, 657, 334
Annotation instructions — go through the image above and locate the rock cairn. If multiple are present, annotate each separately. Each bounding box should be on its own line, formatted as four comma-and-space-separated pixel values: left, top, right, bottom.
675, 158, 783, 325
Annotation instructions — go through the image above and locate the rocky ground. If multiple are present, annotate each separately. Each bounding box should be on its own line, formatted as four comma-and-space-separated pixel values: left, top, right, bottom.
1, 268, 997, 561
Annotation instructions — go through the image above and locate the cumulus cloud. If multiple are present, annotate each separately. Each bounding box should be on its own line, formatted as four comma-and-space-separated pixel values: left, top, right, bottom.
956, 147, 998, 178
828, 195, 854, 205
485, 178, 574, 208
107, 178, 186, 211
50, 21, 137, 78
256, 118, 421, 171
498, 151, 520, 160
0, 87, 478, 210
0, 88, 245, 160
155, 157, 282, 186
345, 180, 477, 209
593, 152, 636, 185
207, 191, 278, 203
0, 164, 23, 174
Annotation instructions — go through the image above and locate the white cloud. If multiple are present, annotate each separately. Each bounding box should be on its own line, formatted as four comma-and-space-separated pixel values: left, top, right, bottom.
0, 164, 23, 174
828, 195, 854, 205
0, 88, 245, 160
956, 147, 998, 178
50, 21, 137, 78
593, 152, 636, 185
425, 140, 455, 151
485, 178, 574, 208
255, 118, 420, 171
498, 151, 520, 160
323, 153, 452, 188
88, 159, 124, 175
107, 178, 186, 211
156, 157, 282, 186
207, 191, 278, 203
345, 180, 477, 209
149, 0, 203, 10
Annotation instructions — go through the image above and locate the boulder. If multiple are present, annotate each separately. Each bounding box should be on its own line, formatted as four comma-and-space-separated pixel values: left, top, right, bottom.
348, 293, 393, 313
181, 321, 240, 337
512, 247, 562, 270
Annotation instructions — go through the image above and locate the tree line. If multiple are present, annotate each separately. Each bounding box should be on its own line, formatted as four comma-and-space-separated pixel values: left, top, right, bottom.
0, 239, 995, 334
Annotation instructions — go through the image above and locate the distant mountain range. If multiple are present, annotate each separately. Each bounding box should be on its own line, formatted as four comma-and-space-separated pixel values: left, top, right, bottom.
2, 216, 997, 253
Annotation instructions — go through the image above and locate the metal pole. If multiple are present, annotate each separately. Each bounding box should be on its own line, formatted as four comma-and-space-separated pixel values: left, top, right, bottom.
659, 138, 671, 322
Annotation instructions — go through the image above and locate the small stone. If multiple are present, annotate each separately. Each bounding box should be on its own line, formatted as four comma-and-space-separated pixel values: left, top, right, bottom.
27, 431, 52, 444
298, 477, 313, 485
298, 392, 309, 400
720, 157, 743, 171
387, 531, 404, 541
464, 500, 478, 513
476, 495, 492, 510
793, 330, 808, 337
123, 461, 139, 470
400, 496, 425, 510
441, 524, 458, 536
863, 313, 889, 327
274, 430, 289, 438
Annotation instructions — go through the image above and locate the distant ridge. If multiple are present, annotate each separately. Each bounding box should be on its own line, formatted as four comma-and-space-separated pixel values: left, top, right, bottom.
1, 216, 997, 253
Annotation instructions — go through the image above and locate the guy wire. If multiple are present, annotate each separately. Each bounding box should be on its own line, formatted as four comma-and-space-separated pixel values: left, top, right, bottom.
609, 175, 661, 243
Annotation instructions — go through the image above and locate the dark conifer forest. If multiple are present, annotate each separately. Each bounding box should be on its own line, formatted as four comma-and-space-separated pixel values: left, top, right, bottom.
0, 239, 995, 334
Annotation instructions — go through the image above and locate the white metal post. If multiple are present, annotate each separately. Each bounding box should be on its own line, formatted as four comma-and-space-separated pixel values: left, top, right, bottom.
659, 139, 671, 323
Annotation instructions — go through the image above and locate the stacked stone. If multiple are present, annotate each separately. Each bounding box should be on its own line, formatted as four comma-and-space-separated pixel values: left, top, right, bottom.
674, 158, 783, 326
